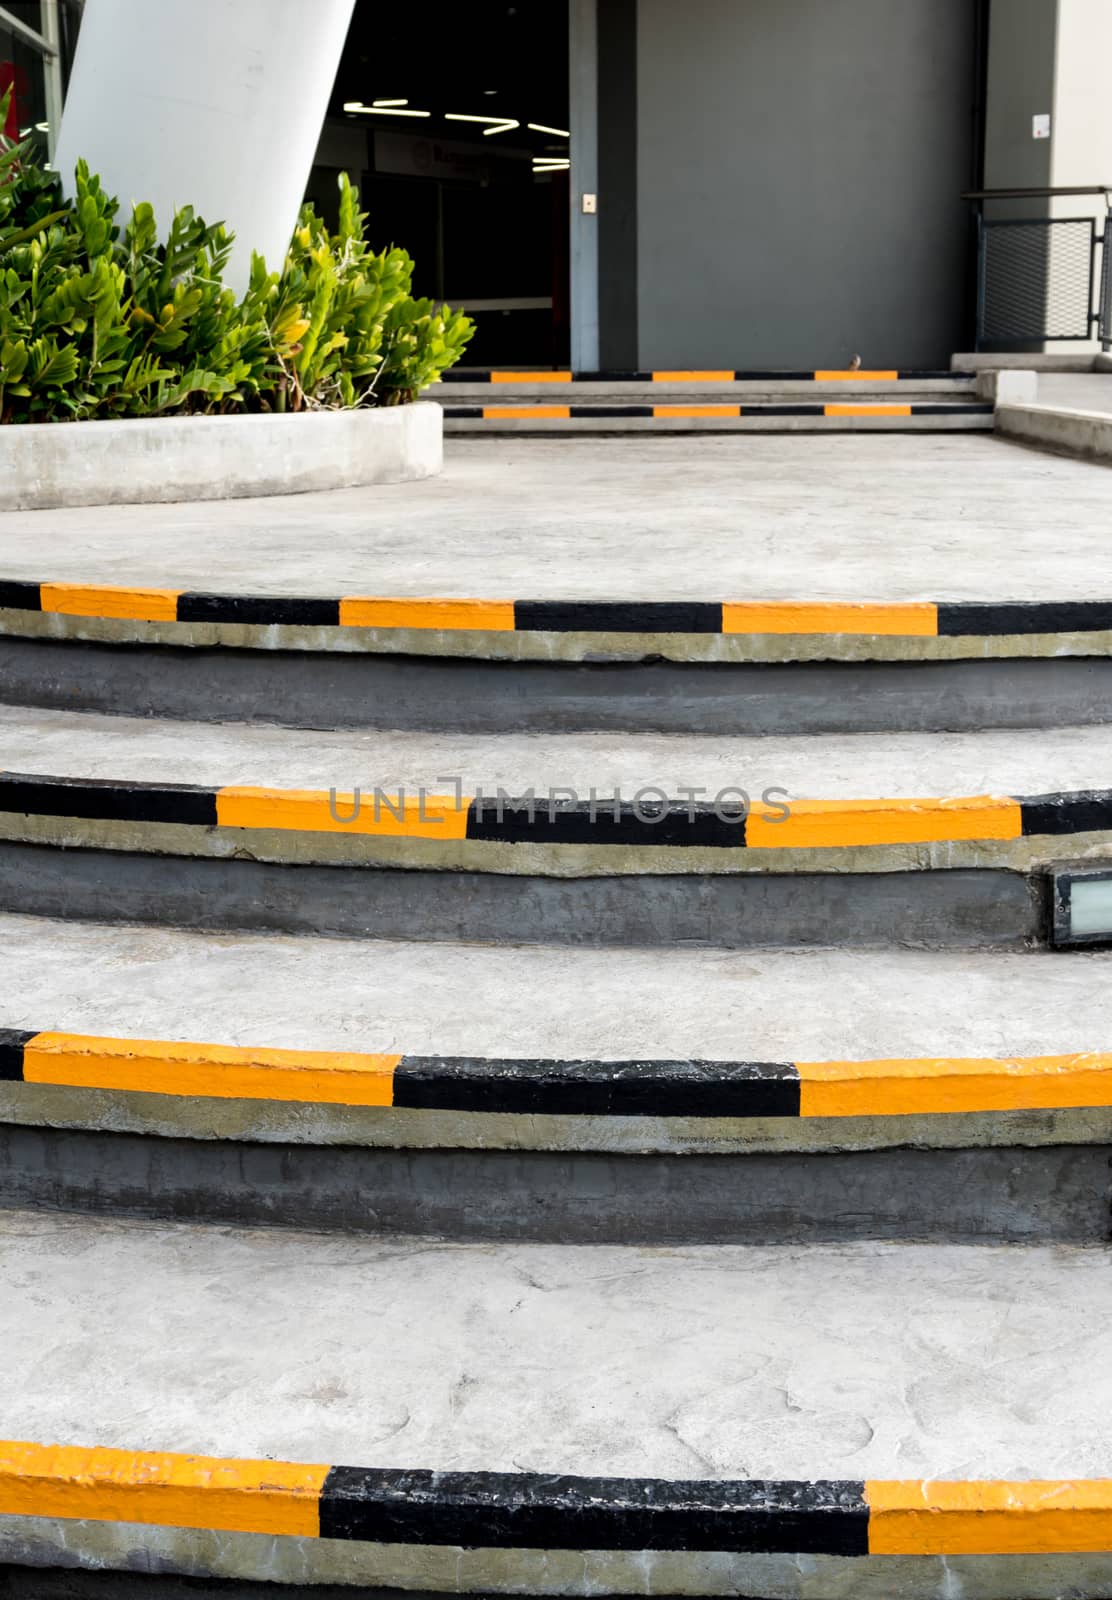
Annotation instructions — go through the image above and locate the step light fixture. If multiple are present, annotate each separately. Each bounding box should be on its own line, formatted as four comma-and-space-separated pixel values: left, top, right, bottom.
1049, 864, 1112, 947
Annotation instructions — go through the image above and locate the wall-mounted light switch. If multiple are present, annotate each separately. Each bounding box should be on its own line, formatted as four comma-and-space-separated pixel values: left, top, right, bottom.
582, 192, 598, 214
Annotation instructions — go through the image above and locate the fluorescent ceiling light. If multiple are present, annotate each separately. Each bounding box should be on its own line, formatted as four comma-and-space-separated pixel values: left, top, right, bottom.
528, 122, 570, 138
533, 158, 570, 171
446, 113, 520, 135
372, 99, 409, 107
344, 101, 430, 117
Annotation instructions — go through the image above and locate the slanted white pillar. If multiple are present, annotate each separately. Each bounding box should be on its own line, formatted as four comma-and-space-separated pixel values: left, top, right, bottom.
54, 0, 356, 292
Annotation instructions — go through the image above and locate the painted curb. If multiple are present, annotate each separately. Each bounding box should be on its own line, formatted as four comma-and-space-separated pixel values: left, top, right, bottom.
1, 771, 1111, 858
4, 583, 1111, 641
3, 1029, 1112, 1118
1, 1442, 1110, 1557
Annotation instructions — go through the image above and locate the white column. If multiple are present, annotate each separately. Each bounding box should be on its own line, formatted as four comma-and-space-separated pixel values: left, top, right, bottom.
54, 0, 356, 292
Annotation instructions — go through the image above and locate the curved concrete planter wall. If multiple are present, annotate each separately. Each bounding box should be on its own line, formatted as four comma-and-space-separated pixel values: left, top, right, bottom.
0, 401, 443, 510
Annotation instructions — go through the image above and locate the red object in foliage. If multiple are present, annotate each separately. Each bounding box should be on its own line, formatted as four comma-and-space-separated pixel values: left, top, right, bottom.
0, 62, 29, 140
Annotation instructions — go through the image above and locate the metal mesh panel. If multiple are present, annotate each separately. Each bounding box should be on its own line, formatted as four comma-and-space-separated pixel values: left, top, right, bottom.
1101, 217, 1112, 350
980, 217, 1095, 344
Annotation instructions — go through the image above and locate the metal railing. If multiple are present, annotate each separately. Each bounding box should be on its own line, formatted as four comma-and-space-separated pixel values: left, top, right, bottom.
963, 187, 1112, 351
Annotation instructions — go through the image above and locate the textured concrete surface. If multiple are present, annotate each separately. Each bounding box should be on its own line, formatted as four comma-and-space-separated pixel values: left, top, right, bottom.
0, 435, 1108, 601
5, 914, 1108, 1062
2, 1124, 1105, 1243
1037, 373, 1112, 415
10, 636, 1112, 736
997, 401, 1112, 464
0, 839, 1045, 948
0, 405, 442, 512
4, 1211, 1112, 1477
6, 704, 1112, 796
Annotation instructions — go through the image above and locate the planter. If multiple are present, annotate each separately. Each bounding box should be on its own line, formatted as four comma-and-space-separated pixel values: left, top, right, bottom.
0, 402, 443, 510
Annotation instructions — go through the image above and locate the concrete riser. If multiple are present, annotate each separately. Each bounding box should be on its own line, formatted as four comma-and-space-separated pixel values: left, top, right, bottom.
1, 1126, 1106, 1244
0, 841, 1049, 950
6, 637, 1112, 735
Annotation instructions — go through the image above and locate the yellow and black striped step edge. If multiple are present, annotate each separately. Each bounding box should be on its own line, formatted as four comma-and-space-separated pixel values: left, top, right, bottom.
0, 771, 1107, 852
0, 1440, 1110, 1555
3, 1029, 1112, 1117
3, 584, 1109, 639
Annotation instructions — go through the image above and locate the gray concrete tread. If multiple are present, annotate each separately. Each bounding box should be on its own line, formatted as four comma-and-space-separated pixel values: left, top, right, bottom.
4, 706, 1112, 797
0, 436, 1106, 602
2, 913, 1109, 1062
2, 1207, 1111, 1481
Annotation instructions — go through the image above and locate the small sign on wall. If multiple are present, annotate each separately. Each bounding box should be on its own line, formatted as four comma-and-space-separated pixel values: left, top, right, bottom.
1033, 113, 1051, 139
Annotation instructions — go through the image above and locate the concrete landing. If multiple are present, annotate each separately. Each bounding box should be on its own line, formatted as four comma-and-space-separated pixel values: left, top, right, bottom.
2, 1213, 1112, 1595
0, 436, 1104, 603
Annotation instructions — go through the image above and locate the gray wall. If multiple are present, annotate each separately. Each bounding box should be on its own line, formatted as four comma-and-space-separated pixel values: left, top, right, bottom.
984, 0, 1055, 210
630, 0, 978, 368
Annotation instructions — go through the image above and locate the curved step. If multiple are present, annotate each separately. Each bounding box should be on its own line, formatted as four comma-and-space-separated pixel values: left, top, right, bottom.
2, 1212, 1112, 1596
0, 709, 1110, 946
0, 916, 1110, 1241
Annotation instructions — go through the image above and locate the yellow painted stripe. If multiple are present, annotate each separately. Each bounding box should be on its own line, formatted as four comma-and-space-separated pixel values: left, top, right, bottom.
23, 1032, 398, 1107
0, 1440, 327, 1538
484, 405, 570, 419
339, 597, 515, 631
652, 370, 734, 382
216, 786, 471, 840
489, 371, 572, 383
814, 369, 899, 381
797, 1052, 1112, 1118
824, 403, 911, 417
652, 405, 740, 418
866, 1480, 1112, 1555
746, 795, 1023, 851
722, 602, 938, 637
39, 583, 181, 623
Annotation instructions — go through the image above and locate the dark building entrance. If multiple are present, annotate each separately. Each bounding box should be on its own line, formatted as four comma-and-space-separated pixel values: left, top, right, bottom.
316, 0, 570, 369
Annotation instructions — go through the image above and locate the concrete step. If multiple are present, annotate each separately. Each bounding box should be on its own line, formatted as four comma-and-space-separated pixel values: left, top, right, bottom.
1, 913, 1111, 1241
0, 707, 1109, 947
441, 400, 994, 434
2, 1210, 1112, 1596
1, 435, 1108, 735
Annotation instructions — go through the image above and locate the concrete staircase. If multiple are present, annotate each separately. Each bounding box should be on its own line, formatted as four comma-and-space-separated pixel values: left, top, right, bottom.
437, 368, 993, 432
2, 431, 1112, 1596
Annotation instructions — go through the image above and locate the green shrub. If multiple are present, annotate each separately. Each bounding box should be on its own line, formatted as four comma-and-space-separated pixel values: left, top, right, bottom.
0, 94, 473, 422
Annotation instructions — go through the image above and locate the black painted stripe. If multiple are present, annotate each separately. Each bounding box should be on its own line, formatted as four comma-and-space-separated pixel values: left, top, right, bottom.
570, 405, 654, 418
513, 601, 723, 634
176, 594, 341, 627
0, 1029, 32, 1081
0, 773, 217, 826
573, 370, 652, 382
394, 1057, 800, 1117
0, 581, 42, 611
742, 403, 825, 415
938, 601, 1112, 636
910, 403, 993, 415
1020, 789, 1112, 837
441, 406, 485, 418
318, 1468, 869, 1554
899, 370, 974, 380
465, 796, 748, 847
